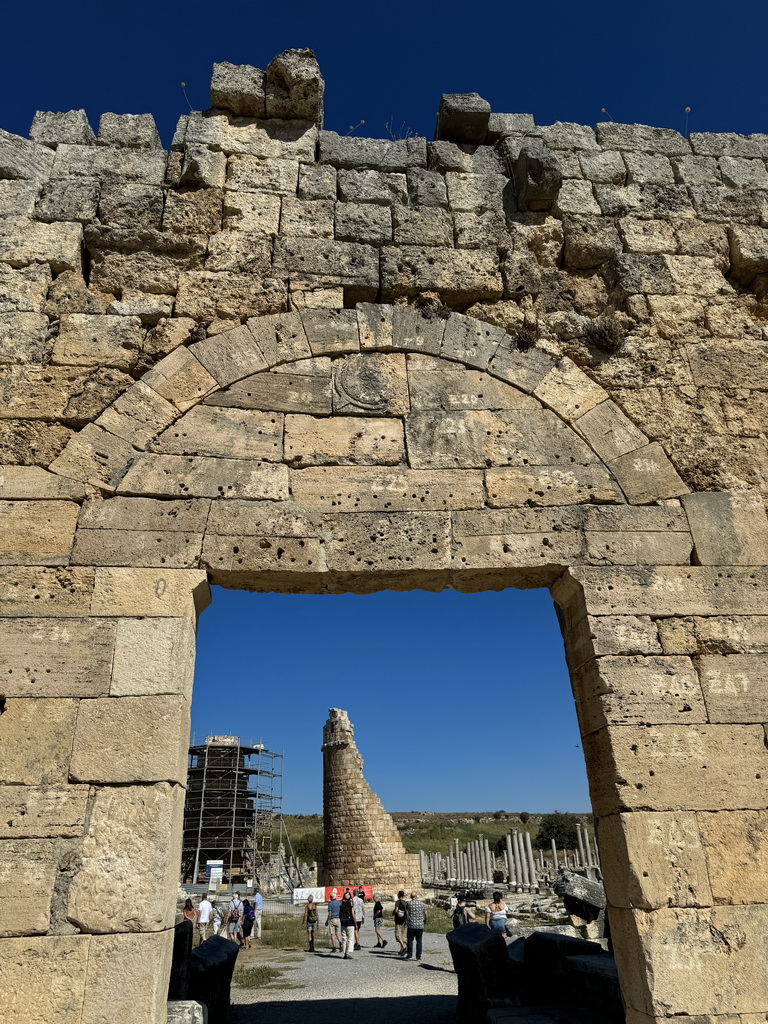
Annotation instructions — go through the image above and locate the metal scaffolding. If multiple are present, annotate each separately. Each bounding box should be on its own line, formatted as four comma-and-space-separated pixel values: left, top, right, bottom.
181, 734, 290, 887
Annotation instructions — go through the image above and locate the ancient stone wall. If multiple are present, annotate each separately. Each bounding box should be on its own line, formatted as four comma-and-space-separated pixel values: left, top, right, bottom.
321, 708, 420, 893
0, 47, 767, 1024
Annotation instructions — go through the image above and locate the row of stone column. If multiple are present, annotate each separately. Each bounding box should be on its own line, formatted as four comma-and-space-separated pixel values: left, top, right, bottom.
419, 824, 601, 891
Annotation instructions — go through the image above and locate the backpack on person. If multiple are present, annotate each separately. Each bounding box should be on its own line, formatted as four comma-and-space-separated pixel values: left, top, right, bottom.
229, 903, 241, 924
245, 905, 255, 923
452, 906, 466, 929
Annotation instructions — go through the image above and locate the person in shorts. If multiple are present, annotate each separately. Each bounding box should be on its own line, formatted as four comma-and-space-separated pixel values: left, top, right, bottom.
227, 892, 244, 946
302, 897, 319, 952
352, 888, 365, 949
372, 895, 387, 948
325, 889, 341, 951
393, 889, 408, 956
196, 895, 213, 943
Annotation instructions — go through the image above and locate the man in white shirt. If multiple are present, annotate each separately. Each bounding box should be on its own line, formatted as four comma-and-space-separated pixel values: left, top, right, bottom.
196, 895, 213, 943
253, 887, 263, 939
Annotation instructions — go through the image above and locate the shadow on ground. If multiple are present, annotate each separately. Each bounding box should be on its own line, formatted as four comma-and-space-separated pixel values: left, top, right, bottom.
233, 994, 457, 1024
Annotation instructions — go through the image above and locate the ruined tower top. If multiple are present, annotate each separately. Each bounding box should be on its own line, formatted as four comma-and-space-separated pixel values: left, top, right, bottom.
322, 707, 354, 750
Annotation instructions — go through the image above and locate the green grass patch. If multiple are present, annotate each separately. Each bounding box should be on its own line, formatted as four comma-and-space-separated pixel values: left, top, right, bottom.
235, 965, 283, 989
259, 915, 306, 950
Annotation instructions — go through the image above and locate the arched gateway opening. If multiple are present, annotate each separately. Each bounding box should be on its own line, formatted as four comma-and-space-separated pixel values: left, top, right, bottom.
4, 303, 767, 1024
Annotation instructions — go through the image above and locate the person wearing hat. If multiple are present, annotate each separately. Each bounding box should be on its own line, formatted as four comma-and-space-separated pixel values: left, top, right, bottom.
325, 889, 342, 951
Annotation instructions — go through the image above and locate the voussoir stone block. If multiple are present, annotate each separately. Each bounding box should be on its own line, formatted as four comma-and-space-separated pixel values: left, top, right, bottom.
69, 695, 189, 784
67, 782, 184, 932
332, 352, 408, 415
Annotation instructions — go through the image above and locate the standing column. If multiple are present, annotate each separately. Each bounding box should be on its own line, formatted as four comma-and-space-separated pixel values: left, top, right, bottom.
487, 839, 495, 881
514, 831, 529, 887
576, 824, 587, 868
505, 832, 515, 885
591, 835, 600, 868
524, 831, 538, 890
454, 839, 460, 881
460, 849, 468, 884
478, 835, 486, 881
551, 838, 558, 871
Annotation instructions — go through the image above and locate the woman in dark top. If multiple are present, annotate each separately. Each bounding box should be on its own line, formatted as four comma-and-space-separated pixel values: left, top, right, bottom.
373, 897, 387, 948
339, 891, 357, 959
242, 899, 256, 949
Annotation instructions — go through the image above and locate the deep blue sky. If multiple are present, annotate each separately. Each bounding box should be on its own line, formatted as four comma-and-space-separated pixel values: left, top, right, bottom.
3, 0, 768, 145
192, 587, 589, 814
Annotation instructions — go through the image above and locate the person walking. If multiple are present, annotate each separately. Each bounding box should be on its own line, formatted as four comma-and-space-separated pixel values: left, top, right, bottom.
485, 892, 509, 937
252, 886, 263, 940
451, 896, 476, 929
393, 890, 408, 956
404, 891, 427, 961
302, 897, 319, 952
372, 896, 387, 948
242, 899, 256, 949
212, 899, 224, 937
196, 894, 213, 943
325, 889, 342, 951
352, 888, 365, 949
339, 891, 357, 959
227, 892, 245, 946
182, 898, 196, 924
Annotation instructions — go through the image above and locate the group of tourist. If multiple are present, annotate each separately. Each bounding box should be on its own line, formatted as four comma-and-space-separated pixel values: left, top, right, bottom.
184, 888, 264, 946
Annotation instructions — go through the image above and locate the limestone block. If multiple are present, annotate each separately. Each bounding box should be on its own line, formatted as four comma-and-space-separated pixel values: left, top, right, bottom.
487, 335, 555, 393
273, 238, 379, 302
619, 217, 678, 255
319, 132, 425, 171
391, 306, 445, 355
452, 530, 583, 573
579, 150, 626, 183
686, 340, 768, 389
405, 408, 595, 470
664, 254, 729, 297
175, 270, 287, 321
180, 145, 226, 188
486, 111, 536, 139
152, 405, 282, 461
0, 218, 82, 273
689, 184, 763, 224
98, 180, 163, 230
406, 167, 448, 207
1, 697, 79, 784
408, 365, 534, 412
210, 61, 266, 117
573, 400, 647, 462
107, 292, 173, 325
265, 48, 324, 122
291, 466, 485, 512
533, 357, 608, 421
507, 142, 563, 212
247, 312, 312, 365
690, 615, 768, 655
168, 1001, 208, 1024
298, 162, 336, 200
142, 347, 219, 412
226, 154, 299, 194
0, 310, 49, 364
205, 499, 319, 537
0, 616, 115, 697
564, 614, 662, 670
0, 566, 95, 619
595, 122, 689, 155
53, 143, 167, 182
222, 188, 281, 232
485, 464, 623, 506
554, 178, 601, 217
117, 453, 289, 500
586, 530, 693, 565
689, 131, 768, 158
0, 935, 89, 1023
98, 112, 161, 149
52, 313, 144, 370
332, 352, 408, 415
436, 93, 490, 144
594, 182, 694, 220
719, 155, 768, 189
95, 381, 178, 449
90, 566, 209, 618
454, 209, 511, 249
445, 171, 508, 213
440, 314, 506, 371
600, 811, 712, 910
0, 499, 73, 566
335, 202, 392, 246
728, 225, 768, 284
36, 176, 99, 224
49, 423, 138, 491
81, 930, 173, 1024
186, 113, 317, 162
0, 179, 39, 219
391, 205, 452, 248
284, 415, 404, 467
30, 109, 95, 147
301, 307, 360, 356
0, 419, 73, 468
70, 695, 189, 784
562, 216, 622, 269
696, 809, 768, 904
583, 505, 688, 532
0, 839, 57, 935
164, 189, 223, 237
78, 497, 209, 533
203, 533, 323, 576
380, 245, 502, 305
611, 905, 768, 1015
89, 247, 199, 295
110, 618, 195, 699
0, 128, 55, 180
280, 197, 333, 239
72, 527, 203, 568
583, 724, 768, 815
609, 442, 689, 504
682, 491, 768, 566
0, 465, 84, 500
324, 511, 451, 572
0, 785, 89, 838
573, 655, 706, 734
0, 263, 51, 314
189, 324, 267, 386
205, 361, 332, 415
337, 169, 407, 206
67, 782, 184, 931
695, 654, 768, 724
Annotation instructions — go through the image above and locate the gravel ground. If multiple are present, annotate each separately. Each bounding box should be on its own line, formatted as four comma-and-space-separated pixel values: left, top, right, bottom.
231, 919, 458, 1024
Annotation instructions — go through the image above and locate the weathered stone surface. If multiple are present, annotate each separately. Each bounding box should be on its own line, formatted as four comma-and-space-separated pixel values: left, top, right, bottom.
110, 617, 196, 697
81, 930, 174, 1024
565, 613, 662, 669
222, 188, 281, 232
0, 128, 55, 180
49, 423, 137, 491
205, 360, 332, 414
0, 218, 82, 273
583, 724, 768, 814
273, 238, 379, 302
0, 263, 51, 314
392, 306, 446, 355
0, 838, 57, 935
118, 452, 288, 499
246, 312, 312, 365
52, 313, 144, 370
67, 782, 183, 931
335, 202, 392, 246
324, 511, 451, 572
574, 400, 648, 462
0, 616, 114, 696
0, 935, 89, 1023
0, 566, 94, 617
487, 335, 555, 393
97, 112, 161, 149
436, 93, 491, 144
533, 357, 608, 420
0, 785, 89, 838
72, 527, 203, 568
599, 811, 713, 911
574, 655, 706, 733
320, 132, 425, 171
609, 442, 689, 504
291, 466, 484, 512
284, 414, 404, 467
210, 61, 266, 118
30, 109, 95, 147
408, 364, 533, 411
695, 654, 768, 723
95, 380, 178, 448
90, 566, 210, 618
167, 1001, 208, 1024
338, 168, 407, 206
152, 405, 283, 460
440, 314, 506, 370
696, 809, 768, 904
381, 246, 503, 305
0, 499, 78, 565
79, 496, 210, 532
141, 346, 219, 413
70, 695, 188, 784
265, 48, 324, 122
486, 464, 623, 506
332, 352, 408, 415
1, 697, 79, 784
175, 270, 287, 321
0, 310, 47, 363
682, 491, 768, 565
300, 307, 359, 355
586, 530, 692, 565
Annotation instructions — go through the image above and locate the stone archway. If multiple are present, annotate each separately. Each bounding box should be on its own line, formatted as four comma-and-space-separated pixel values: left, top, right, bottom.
3, 301, 767, 1023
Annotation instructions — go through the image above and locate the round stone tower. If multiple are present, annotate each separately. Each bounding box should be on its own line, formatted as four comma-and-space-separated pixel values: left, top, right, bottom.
321, 708, 420, 894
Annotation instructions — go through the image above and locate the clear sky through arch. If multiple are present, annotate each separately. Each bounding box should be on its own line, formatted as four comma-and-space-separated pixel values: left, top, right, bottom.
191, 587, 591, 814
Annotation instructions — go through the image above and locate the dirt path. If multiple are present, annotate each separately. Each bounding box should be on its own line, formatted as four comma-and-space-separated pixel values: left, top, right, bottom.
231, 919, 458, 1024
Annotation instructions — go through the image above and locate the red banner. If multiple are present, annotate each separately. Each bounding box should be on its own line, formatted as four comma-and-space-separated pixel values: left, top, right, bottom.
325, 884, 373, 901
